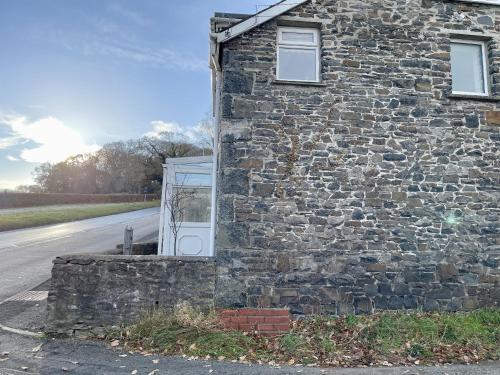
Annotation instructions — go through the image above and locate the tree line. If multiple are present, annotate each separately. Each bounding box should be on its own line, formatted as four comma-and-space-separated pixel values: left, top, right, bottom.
16, 128, 212, 195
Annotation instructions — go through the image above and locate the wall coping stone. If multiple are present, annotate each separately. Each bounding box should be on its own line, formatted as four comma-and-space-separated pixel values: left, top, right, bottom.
52, 254, 215, 265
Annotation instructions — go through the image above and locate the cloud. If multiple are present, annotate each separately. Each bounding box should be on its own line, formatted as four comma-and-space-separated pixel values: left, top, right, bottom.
6, 155, 20, 161
107, 3, 151, 27
144, 120, 213, 148
0, 114, 100, 163
145, 120, 184, 138
0, 136, 23, 149
80, 39, 208, 72
42, 15, 207, 72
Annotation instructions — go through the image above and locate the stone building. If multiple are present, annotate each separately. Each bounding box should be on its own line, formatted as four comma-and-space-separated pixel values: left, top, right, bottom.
209, 0, 499, 314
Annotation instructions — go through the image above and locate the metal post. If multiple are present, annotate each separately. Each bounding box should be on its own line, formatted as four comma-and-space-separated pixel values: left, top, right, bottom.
123, 226, 133, 255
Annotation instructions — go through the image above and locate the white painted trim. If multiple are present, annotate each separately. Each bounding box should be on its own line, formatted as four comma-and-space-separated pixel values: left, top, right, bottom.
164, 156, 212, 164
276, 26, 320, 83
157, 164, 168, 255
278, 27, 318, 45
449, 0, 500, 5
450, 39, 490, 96
216, 0, 310, 44
210, 70, 222, 258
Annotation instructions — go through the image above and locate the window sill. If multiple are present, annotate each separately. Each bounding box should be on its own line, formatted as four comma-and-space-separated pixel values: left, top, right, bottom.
272, 80, 327, 87
448, 94, 500, 102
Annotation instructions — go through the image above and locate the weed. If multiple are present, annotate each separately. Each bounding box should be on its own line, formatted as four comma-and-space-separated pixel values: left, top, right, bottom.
113, 308, 500, 367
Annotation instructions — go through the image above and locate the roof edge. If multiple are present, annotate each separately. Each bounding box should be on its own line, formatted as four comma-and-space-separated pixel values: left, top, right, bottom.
215, 0, 310, 44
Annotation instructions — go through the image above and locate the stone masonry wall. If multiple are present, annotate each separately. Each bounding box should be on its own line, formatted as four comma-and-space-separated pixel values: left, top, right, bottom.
215, 0, 500, 314
46, 255, 215, 336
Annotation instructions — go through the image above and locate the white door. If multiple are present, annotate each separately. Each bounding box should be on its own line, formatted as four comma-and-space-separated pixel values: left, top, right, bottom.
159, 157, 213, 256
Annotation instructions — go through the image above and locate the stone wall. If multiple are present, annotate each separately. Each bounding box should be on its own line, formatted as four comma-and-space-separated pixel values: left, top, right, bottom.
46, 255, 215, 336
215, 0, 500, 314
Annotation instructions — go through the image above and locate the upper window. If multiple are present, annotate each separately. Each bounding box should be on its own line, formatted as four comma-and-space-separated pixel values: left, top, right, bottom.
450, 39, 489, 96
277, 27, 320, 82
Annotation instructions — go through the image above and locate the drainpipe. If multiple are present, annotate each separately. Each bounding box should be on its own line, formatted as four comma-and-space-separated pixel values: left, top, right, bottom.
209, 36, 222, 257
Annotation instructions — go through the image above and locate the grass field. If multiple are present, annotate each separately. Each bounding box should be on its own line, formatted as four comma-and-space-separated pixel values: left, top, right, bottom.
0, 201, 160, 232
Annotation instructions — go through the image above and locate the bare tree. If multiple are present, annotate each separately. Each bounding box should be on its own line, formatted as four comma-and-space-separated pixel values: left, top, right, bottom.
193, 114, 215, 153
165, 181, 194, 255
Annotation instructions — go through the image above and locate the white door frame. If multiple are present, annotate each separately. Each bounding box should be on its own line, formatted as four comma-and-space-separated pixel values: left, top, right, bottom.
158, 156, 215, 256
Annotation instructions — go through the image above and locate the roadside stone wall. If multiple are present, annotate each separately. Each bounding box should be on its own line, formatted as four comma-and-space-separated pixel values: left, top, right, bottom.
215, 0, 500, 314
46, 255, 215, 336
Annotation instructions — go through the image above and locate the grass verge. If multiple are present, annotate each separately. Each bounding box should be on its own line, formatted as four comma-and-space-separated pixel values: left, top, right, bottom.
108, 304, 500, 368
0, 201, 159, 231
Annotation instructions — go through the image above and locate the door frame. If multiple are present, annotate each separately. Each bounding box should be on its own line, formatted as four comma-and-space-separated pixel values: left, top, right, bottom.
158, 156, 215, 256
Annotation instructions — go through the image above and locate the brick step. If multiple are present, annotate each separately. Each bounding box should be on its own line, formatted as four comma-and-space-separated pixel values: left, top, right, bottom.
216, 308, 291, 336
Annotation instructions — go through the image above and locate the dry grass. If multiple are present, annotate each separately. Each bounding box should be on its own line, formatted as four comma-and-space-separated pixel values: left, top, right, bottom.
108, 305, 500, 368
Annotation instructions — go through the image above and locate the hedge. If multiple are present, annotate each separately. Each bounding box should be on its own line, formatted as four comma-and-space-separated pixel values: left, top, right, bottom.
0, 193, 160, 209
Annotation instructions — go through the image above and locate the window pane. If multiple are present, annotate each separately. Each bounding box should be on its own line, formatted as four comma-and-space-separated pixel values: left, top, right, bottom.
175, 172, 212, 186
278, 47, 317, 81
172, 187, 211, 223
282, 31, 314, 44
451, 42, 486, 94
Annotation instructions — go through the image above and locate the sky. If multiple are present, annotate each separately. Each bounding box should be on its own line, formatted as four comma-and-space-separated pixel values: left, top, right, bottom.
0, 0, 277, 189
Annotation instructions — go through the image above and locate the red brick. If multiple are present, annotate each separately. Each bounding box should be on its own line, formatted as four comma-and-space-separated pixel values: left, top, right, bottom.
246, 316, 267, 324
264, 316, 290, 324
257, 323, 290, 332
237, 308, 261, 316
230, 316, 248, 324
255, 309, 290, 316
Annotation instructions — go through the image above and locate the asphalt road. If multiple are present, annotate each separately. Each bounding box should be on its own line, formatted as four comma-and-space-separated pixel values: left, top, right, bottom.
0, 207, 160, 303
1, 334, 499, 375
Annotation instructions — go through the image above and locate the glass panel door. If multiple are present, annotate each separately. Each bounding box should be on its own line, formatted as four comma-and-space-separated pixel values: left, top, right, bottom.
160, 157, 214, 257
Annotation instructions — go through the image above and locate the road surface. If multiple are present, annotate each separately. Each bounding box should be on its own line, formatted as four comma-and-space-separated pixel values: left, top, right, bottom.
0, 207, 160, 303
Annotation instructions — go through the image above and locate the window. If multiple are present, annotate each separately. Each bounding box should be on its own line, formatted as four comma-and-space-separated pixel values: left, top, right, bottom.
450, 39, 489, 96
277, 27, 320, 82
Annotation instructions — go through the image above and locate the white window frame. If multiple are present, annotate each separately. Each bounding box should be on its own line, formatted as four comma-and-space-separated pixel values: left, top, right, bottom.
450, 39, 490, 96
276, 27, 320, 83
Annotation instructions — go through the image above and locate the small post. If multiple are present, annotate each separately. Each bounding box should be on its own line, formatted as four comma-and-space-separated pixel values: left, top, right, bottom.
123, 226, 133, 255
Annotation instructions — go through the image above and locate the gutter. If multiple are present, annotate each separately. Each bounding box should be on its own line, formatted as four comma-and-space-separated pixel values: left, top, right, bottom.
209, 34, 221, 257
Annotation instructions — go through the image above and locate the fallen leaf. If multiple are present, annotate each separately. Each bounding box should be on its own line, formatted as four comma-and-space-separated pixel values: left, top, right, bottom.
110, 340, 120, 347
152, 359, 159, 364
32, 344, 42, 352
131, 371, 138, 375
147, 370, 159, 375
119, 354, 128, 357
189, 343, 197, 350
